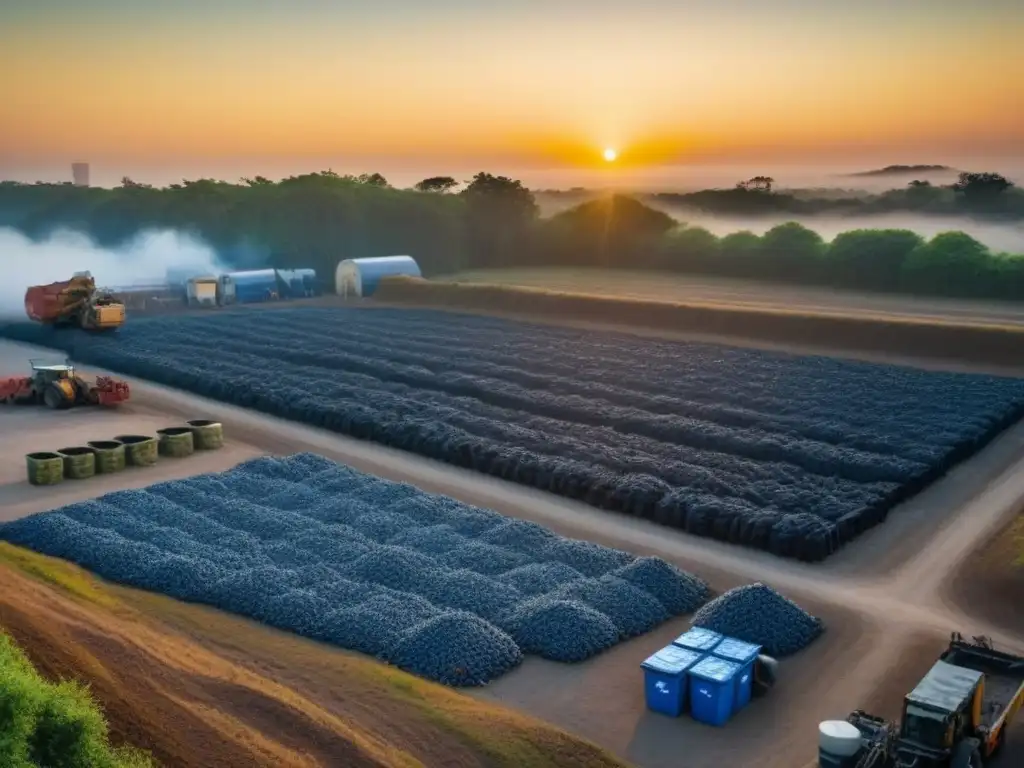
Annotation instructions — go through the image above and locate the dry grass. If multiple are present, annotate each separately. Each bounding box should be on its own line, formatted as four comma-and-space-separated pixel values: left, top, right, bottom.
0, 543, 628, 768
947, 512, 1024, 638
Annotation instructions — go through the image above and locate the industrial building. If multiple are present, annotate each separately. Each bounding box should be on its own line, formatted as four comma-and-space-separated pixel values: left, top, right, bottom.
335, 256, 421, 298
71, 163, 90, 187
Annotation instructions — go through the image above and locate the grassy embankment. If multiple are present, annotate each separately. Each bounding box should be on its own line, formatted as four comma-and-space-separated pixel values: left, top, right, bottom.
374, 275, 1024, 368
0, 559, 155, 768
0, 542, 627, 768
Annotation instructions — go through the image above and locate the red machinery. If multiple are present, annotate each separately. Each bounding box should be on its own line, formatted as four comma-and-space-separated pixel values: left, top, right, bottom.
24, 272, 125, 331
0, 358, 130, 409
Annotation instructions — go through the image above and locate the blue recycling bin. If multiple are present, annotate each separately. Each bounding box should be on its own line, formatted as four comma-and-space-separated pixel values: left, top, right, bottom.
688, 656, 741, 726
711, 637, 763, 712
641, 645, 704, 717
671, 627, 723, 653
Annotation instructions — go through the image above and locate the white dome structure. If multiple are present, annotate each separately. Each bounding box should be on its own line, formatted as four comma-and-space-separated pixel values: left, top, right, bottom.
335, 255, 421, 298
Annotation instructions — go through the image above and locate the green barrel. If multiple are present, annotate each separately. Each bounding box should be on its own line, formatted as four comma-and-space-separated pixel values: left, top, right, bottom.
114, 435, 158, 466
157, 427, 195, 458
57, 447, 97, 480
86, 440, 126, 474
26, 452, 65, 486
187, 419, 224, 450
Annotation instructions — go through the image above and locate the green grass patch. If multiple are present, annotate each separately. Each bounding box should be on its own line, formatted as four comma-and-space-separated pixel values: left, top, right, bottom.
0, 543, 117, 609
0, 631, 156, 767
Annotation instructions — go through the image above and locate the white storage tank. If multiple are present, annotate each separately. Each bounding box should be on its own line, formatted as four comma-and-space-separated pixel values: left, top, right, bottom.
335, 255, 421, 298
817, 720, 863, 767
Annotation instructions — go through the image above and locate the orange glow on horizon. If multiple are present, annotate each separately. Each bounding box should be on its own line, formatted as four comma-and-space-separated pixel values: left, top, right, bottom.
0, 7, 1021, 166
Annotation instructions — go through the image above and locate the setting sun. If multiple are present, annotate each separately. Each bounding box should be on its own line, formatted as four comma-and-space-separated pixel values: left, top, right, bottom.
602, 147, 617, 162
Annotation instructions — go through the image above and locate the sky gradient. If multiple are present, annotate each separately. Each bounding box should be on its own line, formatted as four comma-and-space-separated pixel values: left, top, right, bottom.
2, 0, 1022, 184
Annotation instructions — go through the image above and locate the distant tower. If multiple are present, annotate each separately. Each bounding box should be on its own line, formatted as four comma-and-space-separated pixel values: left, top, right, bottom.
71, 162, 90, 187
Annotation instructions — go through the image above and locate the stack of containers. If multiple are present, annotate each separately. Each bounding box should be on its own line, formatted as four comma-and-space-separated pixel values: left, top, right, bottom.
638, 627, 767, 727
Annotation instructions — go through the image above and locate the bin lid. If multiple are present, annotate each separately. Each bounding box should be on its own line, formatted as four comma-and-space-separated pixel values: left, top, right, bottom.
641, 645, 703, 675
690, 656, 741, 683
672, 627, 723, 651
712, 637, 762, 664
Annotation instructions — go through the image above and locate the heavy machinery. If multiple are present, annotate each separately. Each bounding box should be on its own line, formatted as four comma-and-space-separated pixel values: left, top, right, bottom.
0, 358, 130, 408
818, 634, 1024, 767
24, 271, 126, 331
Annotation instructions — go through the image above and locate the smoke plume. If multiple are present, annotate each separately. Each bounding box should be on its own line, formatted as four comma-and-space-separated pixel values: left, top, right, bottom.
0, 228, 227, 318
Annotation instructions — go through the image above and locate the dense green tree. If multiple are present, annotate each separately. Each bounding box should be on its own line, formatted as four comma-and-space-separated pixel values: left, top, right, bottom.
758, 222, 826, 281
545, 195, 675, 268
902, 231, 992, 296
660, 226, 720, 271
414, 176, 459, 193
952, 172, 1013, 199
460, 173, 538, 268
827, 229, 925, 289
716, 231, 763, 275
2, 176, 1024, 302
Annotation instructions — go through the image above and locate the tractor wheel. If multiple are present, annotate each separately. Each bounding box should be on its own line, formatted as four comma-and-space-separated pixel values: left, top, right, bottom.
43, 383, 71, 410
951, 740, 983, 768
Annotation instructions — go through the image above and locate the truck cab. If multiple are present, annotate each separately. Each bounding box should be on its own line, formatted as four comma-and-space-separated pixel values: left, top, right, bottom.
893, 660, 985, 766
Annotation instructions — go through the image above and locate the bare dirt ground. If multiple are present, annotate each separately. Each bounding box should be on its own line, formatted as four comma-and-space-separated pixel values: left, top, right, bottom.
441, 268, 1024, 330
1, 333, 1023, 767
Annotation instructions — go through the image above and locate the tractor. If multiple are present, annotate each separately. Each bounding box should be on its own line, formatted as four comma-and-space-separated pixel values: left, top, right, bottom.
0, 358, 130, 409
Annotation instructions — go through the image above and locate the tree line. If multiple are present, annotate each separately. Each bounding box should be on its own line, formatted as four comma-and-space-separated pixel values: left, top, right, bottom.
650, 171, 1022, 218
1, 171, 1022, 302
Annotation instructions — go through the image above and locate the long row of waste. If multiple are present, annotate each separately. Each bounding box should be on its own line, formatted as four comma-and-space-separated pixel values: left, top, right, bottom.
6, 306, 1021, 560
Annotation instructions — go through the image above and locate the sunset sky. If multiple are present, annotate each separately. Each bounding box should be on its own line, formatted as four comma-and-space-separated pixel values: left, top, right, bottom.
1, 0, 1022, 185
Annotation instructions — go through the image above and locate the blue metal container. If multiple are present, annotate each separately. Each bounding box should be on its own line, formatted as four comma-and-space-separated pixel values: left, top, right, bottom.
226, 269, 280, 303
711, 637, 763, 712
672, 627, 723, 653
688, 656, 741, 727
641, 645, 704, 717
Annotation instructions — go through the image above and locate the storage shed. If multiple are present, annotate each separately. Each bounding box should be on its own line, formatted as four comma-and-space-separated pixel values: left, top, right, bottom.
335, 256, 421, 298
277, 268, 317, 298
223, 269, 280, 303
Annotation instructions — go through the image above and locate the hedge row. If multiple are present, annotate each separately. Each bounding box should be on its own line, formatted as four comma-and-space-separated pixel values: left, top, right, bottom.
0, 631, 156, 767
0, 453, 712, 686
6, 305, 1024, 561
